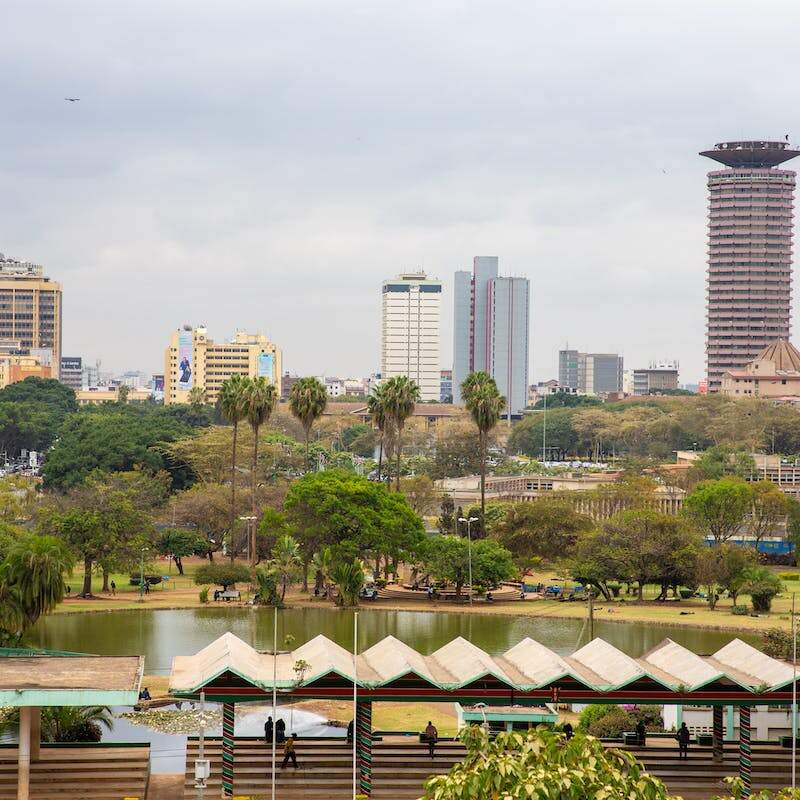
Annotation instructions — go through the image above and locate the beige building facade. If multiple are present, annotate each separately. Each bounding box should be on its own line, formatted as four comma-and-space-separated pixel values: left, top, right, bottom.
0, 254, 62, 367
720, 338, 800, 400
164, 326, 282, 405
0, 355, 51, 389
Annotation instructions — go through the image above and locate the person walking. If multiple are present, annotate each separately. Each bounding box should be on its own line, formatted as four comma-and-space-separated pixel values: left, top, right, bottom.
281, 734, 298, 769
424, 721, 438, 760
110, 580, 116, 596
276, 717, 286, 744
677, 722, 690, 759
264, 716, 274, 744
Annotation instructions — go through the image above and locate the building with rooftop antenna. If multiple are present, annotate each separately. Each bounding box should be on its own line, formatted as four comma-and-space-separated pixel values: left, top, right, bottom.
700, 140, 800, 391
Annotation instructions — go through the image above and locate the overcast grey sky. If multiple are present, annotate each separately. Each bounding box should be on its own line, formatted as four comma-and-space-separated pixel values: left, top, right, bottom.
2, 1, 798, 384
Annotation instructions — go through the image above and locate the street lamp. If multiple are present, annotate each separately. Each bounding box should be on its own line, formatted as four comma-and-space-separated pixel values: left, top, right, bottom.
138, 547, 149, 603
458, 517, 480, 605
239, 515, 258, 566
473, 701, 489, 733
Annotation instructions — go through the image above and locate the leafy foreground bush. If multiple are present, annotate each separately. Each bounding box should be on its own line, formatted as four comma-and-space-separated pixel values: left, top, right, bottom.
423, 726, 677, 800
714, 777, 800, 799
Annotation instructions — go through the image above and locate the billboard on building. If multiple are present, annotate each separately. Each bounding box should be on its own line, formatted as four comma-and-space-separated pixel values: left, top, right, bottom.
257, 353, 274, 382
178, 331, 193, 390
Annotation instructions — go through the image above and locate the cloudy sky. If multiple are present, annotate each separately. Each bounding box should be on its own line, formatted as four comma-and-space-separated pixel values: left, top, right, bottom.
2, 1, 798, 384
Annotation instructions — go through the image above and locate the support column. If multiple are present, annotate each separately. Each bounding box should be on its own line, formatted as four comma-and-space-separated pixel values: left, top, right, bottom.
738, 705, 752, 799
712, 705, 724, 763
357, 701, 373, 797
676, 705, 683, 728
221, 702, 235, 798
17, 706, 31, 800
726, 706, 735, 742
29, 708, 40, 763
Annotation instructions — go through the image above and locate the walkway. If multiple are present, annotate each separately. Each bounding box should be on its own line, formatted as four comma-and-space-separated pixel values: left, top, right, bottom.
182, 736, 797, 799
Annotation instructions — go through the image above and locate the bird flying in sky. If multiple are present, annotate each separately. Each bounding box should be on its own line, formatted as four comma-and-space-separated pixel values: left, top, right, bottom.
65, 97, 80, 102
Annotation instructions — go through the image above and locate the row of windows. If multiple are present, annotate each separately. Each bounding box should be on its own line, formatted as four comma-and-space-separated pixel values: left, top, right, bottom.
382, 284, 442, 293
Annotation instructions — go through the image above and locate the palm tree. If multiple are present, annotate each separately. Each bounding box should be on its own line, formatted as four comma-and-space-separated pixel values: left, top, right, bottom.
219, 375, 250, 560
311, 546, 333, 597
367, 384, 390, 482
0, 705, 112, 743
243, 377, 279, 565
382, 376, 421, 491
0, 535, 74, 637
331, 558, 365, 607
289, 377, 328, 471
462, 373, 506, 519
187, 385, 207, 408
270, 535, 302, 602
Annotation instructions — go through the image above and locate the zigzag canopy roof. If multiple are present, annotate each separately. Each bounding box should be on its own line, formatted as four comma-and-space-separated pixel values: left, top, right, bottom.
169, 632, 795, 696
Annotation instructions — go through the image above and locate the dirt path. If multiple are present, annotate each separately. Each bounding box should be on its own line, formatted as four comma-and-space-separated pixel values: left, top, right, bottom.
147, 773, 184, 800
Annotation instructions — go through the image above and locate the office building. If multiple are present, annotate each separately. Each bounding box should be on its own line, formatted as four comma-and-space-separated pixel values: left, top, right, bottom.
440, 369, 453, 403
0, 254, 62, 368
381, 271, 442, 401
632, 360, 680, 396
720, 338, 800, 401
164, 326, 281, 405
700, 141, 799, 391
59, 356, 82, 390
559, 350, 623, 395
0, 354, 51, 388
452, 257, 530, 415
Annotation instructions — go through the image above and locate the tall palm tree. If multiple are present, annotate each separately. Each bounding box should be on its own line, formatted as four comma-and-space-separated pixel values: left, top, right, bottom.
219, 375, 250, 560
382, 375, 421, 491
243, 377, 279, 566
289, 377, 328, 471
367, 384, 390, 483
187, 385, 207, 408
462, 373, 506, 520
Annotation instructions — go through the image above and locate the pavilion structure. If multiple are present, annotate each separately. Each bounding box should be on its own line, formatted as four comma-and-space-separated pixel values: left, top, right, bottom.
0, 650, 143, 800
170, 632, 800, 799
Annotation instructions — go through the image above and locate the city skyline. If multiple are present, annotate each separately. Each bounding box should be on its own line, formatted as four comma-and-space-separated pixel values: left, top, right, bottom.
4, 3, 800, 384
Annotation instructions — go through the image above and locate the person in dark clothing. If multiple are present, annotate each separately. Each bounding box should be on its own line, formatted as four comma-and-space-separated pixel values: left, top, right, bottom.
346, 719, 354, 744
424, 721, 438, 760
110, 580, 116, 596
636, 719, 646, 747
562, 722, 573, 740
677, 722, 690, 758
281, 734, 298, 769
275, 717, 286, 743
264, 716, 274, 744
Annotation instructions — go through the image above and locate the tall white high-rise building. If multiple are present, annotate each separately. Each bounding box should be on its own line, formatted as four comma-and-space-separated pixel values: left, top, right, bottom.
381, 271, 442, 401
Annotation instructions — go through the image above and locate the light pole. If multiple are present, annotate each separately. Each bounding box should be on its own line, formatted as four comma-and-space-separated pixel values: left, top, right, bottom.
458, 516, 479, 605
138, 547, 148, 603
239, 515, 258, 566
541, 391, 547, 463
474, 701, 489, 733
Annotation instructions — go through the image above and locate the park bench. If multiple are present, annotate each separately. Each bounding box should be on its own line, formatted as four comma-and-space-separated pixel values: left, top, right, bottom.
214, 589, 241, 601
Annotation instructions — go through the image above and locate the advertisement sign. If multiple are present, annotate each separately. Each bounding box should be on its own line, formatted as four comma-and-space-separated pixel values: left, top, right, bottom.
257, 353, 274, 381
178, 331, 193, 390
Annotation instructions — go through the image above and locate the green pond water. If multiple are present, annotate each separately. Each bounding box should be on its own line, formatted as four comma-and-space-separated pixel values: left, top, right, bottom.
27, 607, 759, 676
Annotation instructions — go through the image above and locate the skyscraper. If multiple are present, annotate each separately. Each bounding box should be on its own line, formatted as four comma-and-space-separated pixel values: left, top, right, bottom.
558, 350, 623, 394
0, 254, 62, 367
700, 140, 799, 391
380, 271, 442, 401
452, 257, 530, 415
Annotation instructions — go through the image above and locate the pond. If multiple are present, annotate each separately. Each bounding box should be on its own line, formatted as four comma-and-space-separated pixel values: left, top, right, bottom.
25, 607, 760, 773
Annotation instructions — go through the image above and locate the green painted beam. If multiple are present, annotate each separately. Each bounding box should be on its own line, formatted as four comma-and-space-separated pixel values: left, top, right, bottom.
0, 689, 139, 707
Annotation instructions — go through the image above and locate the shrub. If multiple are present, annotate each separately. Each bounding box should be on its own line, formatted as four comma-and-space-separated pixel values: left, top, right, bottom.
586, 706, 634, 738
779, 572, 800, 581
762, 627, 799, 660
731, 604, 750, 616
742, 567, 782, 613
679, 588, 694, 599
578, 704, 619, 732
194, 563, 251, 590
630, 705, 664, 731
199, 587, 209, 604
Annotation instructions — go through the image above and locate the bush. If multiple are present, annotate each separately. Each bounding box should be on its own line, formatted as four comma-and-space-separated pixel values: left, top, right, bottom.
731, 604, 750, 616
578, 704, 619, 732
762, 627, 799, 660
586, 707, 633, 738
779, 572, 800, 581
199, 587, 209, 604
742, 567, 782, 613
629, 705, 664, 731
56, 720, 102, 743
679, 588, 694, 599
194, 563, 251, 590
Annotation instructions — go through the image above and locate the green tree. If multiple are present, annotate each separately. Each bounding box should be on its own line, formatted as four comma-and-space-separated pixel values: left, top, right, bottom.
494, 499, 593, 565
218, 374, 250, 561
422, 535, 515, 597
166, 482, 240, 561
341, 424, 377, 457
382, 375, 421, 490
683, 478, 754, 545
742, 566, 782, 613
194, 562, 251, 590
437, 495, 456, 535
367, 385, 391, 484
0, 535, 74, 641
507, 407, 577, 460
243, 377, 279, 564
253, 565, 281, 606
423, 727, 674, 800
688, 445, 757, 484
187, 385, 207, 408
694, 544, 756, 611
155, 528, 207, 575
749, 481, 790, 543
331, 557, 365, 606
270, 535, 302, 601
0, 706, 112, 743
289, 377, 328, 470
400, 474, 440, 515
311, 546, 333, 596
462, 373, 506, 519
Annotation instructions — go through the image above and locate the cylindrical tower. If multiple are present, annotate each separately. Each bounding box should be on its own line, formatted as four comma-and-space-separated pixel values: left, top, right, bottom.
700, 140, 799, 391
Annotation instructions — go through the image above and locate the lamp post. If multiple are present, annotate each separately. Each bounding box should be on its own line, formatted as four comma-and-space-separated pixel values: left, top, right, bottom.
474, 701, 489, 733
138, 547, 148, 603
458, 517, 479, 605
239, 515, 258, 566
